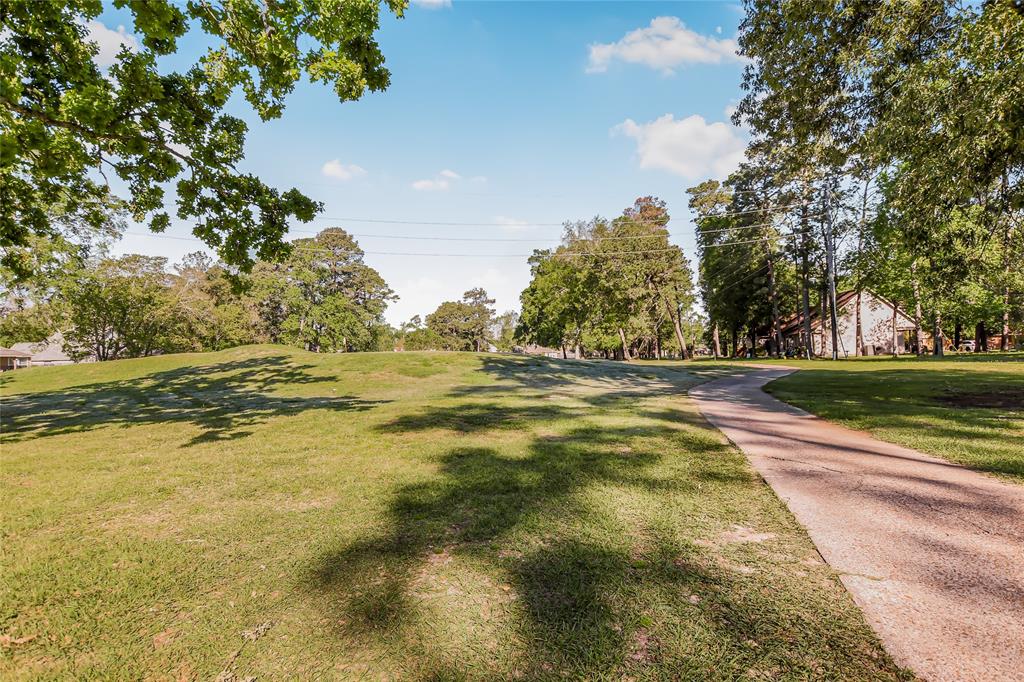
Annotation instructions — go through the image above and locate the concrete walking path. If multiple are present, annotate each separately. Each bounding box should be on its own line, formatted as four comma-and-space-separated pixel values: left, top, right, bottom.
689, 367, 1024, 682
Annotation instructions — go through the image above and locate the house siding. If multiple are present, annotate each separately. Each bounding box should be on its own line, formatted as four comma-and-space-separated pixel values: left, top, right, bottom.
818, 292, 923, 357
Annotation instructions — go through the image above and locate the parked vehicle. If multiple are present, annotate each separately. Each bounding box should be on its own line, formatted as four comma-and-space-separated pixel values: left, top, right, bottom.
958, 340, 976, 352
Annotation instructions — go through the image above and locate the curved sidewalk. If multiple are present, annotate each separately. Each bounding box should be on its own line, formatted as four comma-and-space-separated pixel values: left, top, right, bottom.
690, 367, 1024, 682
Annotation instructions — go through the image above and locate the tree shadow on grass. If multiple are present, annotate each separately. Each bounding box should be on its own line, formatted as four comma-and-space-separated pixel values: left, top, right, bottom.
0, 355, 388, 446
447, 355, 732, 402
377, 402, 573, 434
307, 428, 696, 675
765, 367, 1024, 480
307, 398, 901, 678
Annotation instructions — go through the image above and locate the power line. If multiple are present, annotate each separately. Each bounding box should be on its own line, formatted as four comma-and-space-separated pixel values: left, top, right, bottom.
306, 216, 600, 227
126, 210, 817, 247
693, 201, 813, 220
696, 219, 782, 235
699, 228, 812, 249
297, 225, 758, 242
123, 223, 812, 259
173, 216, 701, 241
302, 250, 525, 258
123, 231, 690, 258
139, 230, 551, 244
122, 232, 529, 257
701, 254, 757, 285
126, 229, 677, 246
187, 201, 812, 229
700, 224, 809, 289
553, 247, 681, 258
714, 263, 771, 294
694, 214, 823, 235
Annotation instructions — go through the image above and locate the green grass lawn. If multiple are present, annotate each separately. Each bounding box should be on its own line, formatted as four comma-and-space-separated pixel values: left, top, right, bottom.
1, 346, 909, 680
751, 354, 1024, 482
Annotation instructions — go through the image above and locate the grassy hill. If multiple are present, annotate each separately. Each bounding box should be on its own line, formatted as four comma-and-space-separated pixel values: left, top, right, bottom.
1, 347, 909, 680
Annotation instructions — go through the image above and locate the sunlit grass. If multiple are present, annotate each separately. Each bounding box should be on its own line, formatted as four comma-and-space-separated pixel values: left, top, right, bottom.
749, 354, 1024, 481
1, 347, 908, 679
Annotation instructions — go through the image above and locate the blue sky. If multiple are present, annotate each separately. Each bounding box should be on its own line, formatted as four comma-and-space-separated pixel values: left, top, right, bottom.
97, 1, 749, 324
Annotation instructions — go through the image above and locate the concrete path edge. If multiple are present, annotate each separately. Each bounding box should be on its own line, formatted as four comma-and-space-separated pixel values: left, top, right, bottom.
689, 367, 1024, 682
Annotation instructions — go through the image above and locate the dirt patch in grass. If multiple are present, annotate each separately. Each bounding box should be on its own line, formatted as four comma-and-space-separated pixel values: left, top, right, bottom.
628, 627, 660, 664
720, 524, 775, 544
98, 507, 180, 539
933, 390, 1024, 410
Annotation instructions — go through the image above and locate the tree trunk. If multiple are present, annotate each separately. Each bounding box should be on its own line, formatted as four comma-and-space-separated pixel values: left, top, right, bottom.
765, 246, 783, 358
855, 291, 863, 356
731, 327, 738, 358
663, 297, 689, 360
911, 262, 924, 356
618, 328, 631, 361
854, 176, 870, 357
799, 190, 814, 359
1001, 227, 1011, 352
712, 322, 722, 359
800, 270, 813, 358
933, 309, 944, 357
820, 286, 828, 357
976, 322, 988, 352
891, 306, 900, 357
824, 216, 840, 360
1003, 284, 1011, 351
954, 321, 962, 350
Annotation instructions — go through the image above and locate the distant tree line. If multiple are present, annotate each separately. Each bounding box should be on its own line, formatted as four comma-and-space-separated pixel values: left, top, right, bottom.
394, 288, 512, 353
1, 227, 398, 360
1, 219, 523, 361
516, 197, 702, 360
698, 0, 1023, 358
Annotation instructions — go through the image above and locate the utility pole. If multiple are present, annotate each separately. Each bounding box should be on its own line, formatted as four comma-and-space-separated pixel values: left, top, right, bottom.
824, 187, 840, 360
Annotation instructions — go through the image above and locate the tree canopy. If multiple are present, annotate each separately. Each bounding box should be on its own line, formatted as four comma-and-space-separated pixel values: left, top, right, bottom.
1, 227, 397, 359
425, 288, 497, 352
1, 0, 406, 277
517, 197, 698, 360
696, 0, 1023, 357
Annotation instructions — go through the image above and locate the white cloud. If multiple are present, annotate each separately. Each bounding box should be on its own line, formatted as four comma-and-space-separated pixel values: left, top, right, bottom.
411, 178, 450, 191
321, 159, 367, 181
411, 169, 467, 191
412, 0, 452, 8
85, 20, 138, 67
587, 17, 742, 74
493, 216, 531, 230
613, 113, 746, 180
716, 26, 723, 35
